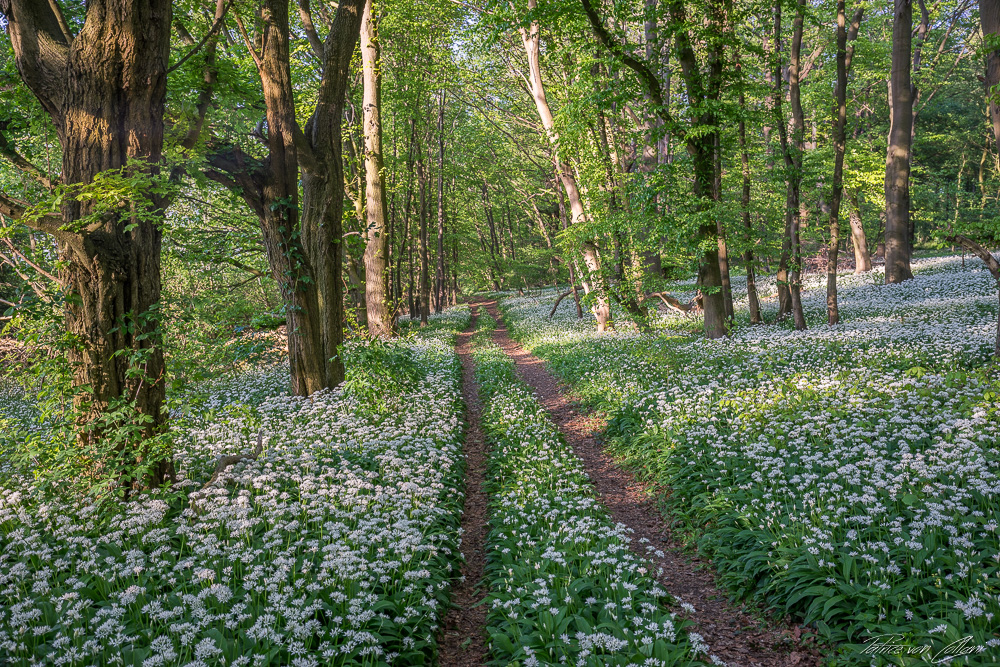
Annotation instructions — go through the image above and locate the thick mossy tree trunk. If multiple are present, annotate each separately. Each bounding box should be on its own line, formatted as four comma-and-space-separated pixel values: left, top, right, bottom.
0, 0, 174, 488
885, 0, 916, 284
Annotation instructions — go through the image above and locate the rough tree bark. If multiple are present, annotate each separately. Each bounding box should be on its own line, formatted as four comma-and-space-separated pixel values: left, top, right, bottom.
361, 0, 395, 337
0, 0, 175, 488
885, 0, 916, 283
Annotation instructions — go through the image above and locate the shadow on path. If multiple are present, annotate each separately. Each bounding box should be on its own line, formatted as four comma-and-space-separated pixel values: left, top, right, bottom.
476, 299, 823, 667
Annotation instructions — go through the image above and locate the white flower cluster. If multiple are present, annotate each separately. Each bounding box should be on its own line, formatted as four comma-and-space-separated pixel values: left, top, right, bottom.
0, 319, 469, 666
472, 321, 693, 666
498, 256, 1000, 654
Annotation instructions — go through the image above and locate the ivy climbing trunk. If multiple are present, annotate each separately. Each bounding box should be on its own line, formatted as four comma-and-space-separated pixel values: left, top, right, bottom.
0, 0, 174, 489
206, 0, 363, 395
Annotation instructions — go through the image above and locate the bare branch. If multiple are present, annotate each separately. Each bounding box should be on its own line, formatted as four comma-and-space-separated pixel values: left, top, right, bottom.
1, 236, 59, 284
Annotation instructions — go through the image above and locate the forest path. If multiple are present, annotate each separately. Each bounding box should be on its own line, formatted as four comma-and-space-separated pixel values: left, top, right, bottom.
438, 309, 490, 667
476, 299, 823, 667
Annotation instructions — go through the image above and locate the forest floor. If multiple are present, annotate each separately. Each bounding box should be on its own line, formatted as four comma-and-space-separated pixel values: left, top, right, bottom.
471, 299, 824, 667
439, 309, 491, 667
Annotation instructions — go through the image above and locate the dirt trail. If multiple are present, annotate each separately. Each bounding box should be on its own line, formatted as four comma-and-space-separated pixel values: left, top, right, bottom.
477, 299, 822, 667
438, 309, 490, 667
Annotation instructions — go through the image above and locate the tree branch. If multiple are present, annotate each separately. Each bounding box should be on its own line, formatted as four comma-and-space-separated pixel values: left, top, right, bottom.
296, 0, 326, 60
169, 238, 267, 277
0, 193, 74, 241
0, 121, 57, 189
0, 236, 60, 284
167, 0, 234, 74
579, 0, 678, 133
231, 5, 263, 70
45, 0, 73, 43
946, 235, 1000, 280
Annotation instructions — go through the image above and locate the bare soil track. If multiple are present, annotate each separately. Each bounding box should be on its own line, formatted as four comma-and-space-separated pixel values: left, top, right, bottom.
475, 299, 824, 667
438, 310, 491, 667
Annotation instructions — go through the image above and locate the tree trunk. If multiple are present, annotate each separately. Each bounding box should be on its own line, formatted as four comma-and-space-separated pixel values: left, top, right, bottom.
0, 0, 180, 488
557, 183, 584, 318
361, 0, 394, 337
435, 91, 446, 314
981, 0, 1000, 158
715, 132, 734, 324
787, 0, 807, 330
519, 1, 612, 332
885, 0, 915, 283
849, 192, 872, 272
773, 0, 793, 319
738, 61, 762, 325
827, 0, 848, 326
417, 143, 430, 325
206, 0, 362, 395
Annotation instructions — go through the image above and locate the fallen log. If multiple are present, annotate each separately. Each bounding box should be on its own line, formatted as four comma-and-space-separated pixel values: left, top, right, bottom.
548, 285, 583, 318
201, 430, 265, 490
643, 291, 703, 316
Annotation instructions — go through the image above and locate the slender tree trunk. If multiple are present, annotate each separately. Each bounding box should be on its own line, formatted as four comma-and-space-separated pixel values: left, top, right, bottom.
714, 131, 734, 323
738, 64, 762, 324
519, 2, 612, 331
885, 0, 916, 283
417, 143, 430, 324
451, 233, 459, 305
773, 1, 793, 318
787, 0, 807, 330
556, 182, 584, 318
435, 92, 446, 314
849, 192, 872, 272
361, 0, 394, 337
828, 0, 849, 326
